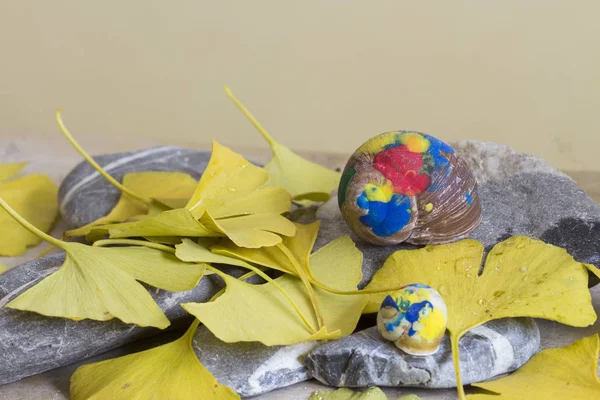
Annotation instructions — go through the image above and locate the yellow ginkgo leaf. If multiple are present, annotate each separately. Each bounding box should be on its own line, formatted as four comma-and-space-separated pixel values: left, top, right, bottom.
64, 171, 198, 238
200, 211, 296, 249
0, 162, 28, 181
308, 387, 388, 400
211, 221, 364, 331
105, 208, 220, 239
0, 162, 58, 256
363, 236, 600, 399
0, 197, 206, 329
180, 233, 368, 345
0, 263, 7, 274
7, 243, 206, 329
469, 335, 600, 400
98, 141, 295, 248
225, 86, 341, 202
70, 320, 240, 400
211, 221, 320, 276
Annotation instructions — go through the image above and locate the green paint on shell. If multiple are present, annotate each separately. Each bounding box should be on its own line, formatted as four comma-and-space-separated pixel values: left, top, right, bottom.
338, 167, 356, 208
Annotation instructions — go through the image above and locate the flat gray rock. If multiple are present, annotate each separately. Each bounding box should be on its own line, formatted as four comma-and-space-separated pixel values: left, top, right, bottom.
193, 326, 318, 397
306, 318, 540, 388
313, 141, 600, 286
0, 254, 220, 385
58, 146, 211, 228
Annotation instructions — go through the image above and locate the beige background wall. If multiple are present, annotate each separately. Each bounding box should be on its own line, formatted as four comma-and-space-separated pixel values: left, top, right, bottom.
1, 1, 599, 171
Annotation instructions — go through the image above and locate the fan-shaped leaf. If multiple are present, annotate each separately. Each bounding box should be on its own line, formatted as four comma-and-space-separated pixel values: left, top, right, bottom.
308, 387, 388, 400
6, 243, 206, 329
0, 162, 58, 256
70, 320, 239, 400
469, 335, 600, 399
225, 86, 340, 202
65, 171, 197, 238
180, 232, 367, 345
101, 141, 295, 248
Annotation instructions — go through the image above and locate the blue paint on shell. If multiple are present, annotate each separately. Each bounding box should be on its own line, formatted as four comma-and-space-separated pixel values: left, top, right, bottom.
381, 295, 399, 310
423, 133, 455, 168
466, 190, 473, 205
357, 193, 412, 237
405, 300, 434, 337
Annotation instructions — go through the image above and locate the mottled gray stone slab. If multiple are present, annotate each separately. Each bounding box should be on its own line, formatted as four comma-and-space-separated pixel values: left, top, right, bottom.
0, 254, 220, 385
313, 141, 600, 286
193, 326, 318, 397
306, 318, 539, 389
58, 146, 211, 228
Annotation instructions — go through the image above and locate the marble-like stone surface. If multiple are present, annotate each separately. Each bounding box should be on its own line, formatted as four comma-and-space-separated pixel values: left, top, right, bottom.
0, 254, 220, 385
313, 141, 600, 286
306, 318, 540, 388
194, 326, 318, 397
58, 146, 211, 228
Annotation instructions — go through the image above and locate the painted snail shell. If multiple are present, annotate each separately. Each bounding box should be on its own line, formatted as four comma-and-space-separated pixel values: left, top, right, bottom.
338, 131, 482, 246
377, 284, 448, 356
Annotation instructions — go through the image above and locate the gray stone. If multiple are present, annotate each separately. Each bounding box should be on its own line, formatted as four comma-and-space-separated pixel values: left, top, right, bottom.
306, 318, 540, 389
0, 254, 220, 385
58, 146, 211, 228
193, 326, 318, 397
313, 141, 600, 286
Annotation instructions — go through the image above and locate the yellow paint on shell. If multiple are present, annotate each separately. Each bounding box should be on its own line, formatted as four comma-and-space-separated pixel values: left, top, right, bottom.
393, 287, 432, 308
418, 307, 446, 340
364, 182, 393, 202
357, 131, 432, 155
357, 134, 397, 154
425, 203, 433, 212
400, 132, 431, 153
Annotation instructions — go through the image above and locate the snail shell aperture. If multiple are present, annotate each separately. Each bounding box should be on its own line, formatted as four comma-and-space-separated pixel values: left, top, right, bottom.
377, 284, 448, 356
338, 131, 482, 246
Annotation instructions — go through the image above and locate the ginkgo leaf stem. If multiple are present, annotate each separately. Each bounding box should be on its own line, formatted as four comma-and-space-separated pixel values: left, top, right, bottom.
0, 197, 64, 249
309, 278, 406, 296
93, 238, 176, 254
224, 86, 277, 148
204, 263, 318, 334
56, 110, 152, 206
36, 245, 55, 258
451, 333, 466, 400
277, 243, 325, 330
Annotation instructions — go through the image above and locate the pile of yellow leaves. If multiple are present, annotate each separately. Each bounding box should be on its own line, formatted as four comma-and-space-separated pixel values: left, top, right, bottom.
1, 88, 600, 400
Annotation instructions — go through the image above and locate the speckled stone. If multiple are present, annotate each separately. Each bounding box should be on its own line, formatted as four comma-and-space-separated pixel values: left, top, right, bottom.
306, 318, 540, 388
312, 141, 600, 286
0, 254, 220, 385
58, 146, 211, 228
193, 326, 318, 397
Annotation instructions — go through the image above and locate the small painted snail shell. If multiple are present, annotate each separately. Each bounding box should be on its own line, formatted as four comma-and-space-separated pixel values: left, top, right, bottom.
377, 284, 448, 356
338, 131, 482, 246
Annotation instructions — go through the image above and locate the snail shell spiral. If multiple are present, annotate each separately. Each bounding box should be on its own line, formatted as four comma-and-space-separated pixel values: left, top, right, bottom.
338, 131, 482, 246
